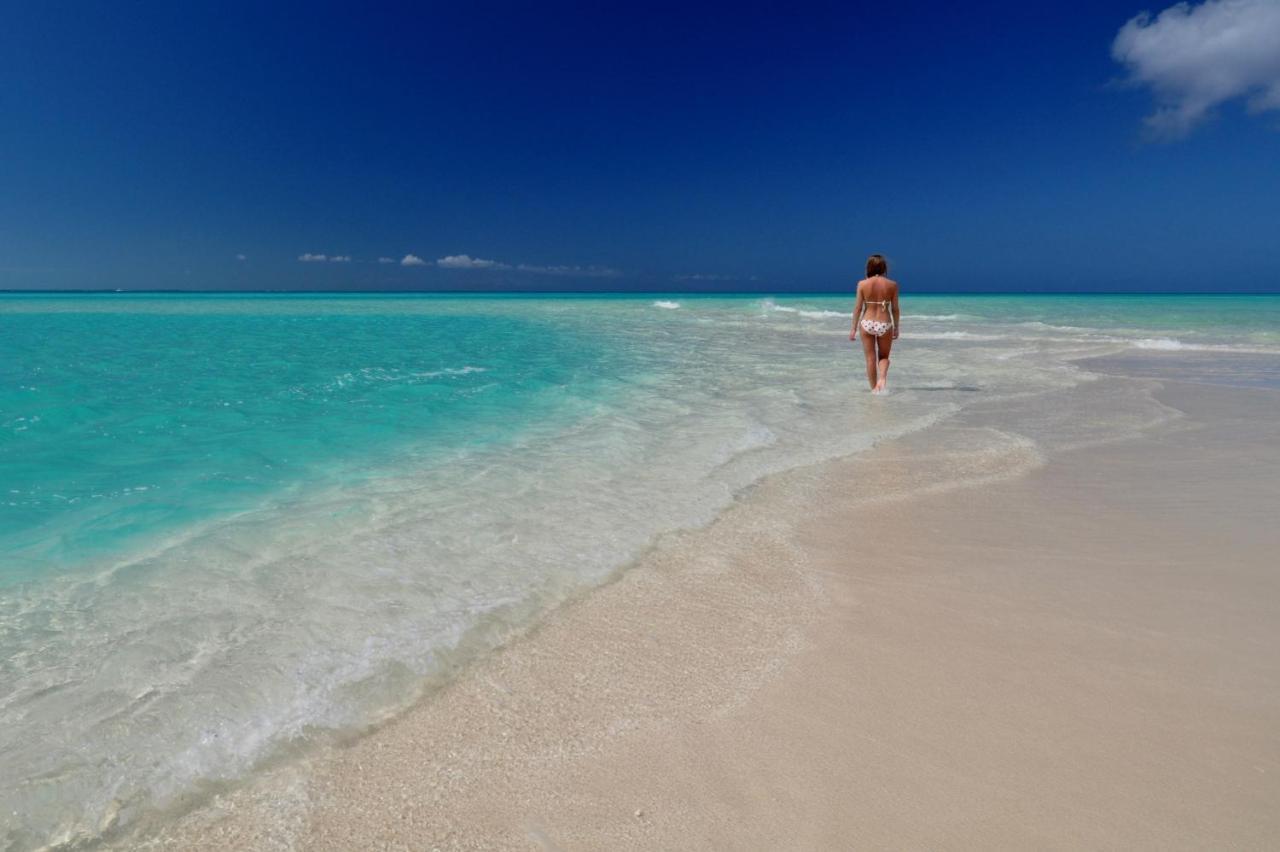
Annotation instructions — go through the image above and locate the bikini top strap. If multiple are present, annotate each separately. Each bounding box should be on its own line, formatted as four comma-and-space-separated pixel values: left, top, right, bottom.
867, 299, 894, 327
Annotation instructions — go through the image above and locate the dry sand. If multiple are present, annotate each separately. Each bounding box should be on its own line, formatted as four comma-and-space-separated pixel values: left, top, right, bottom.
137, 373, 1280, 851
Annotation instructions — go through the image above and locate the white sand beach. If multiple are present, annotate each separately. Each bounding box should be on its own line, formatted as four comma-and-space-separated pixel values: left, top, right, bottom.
128, 358, 1280, 851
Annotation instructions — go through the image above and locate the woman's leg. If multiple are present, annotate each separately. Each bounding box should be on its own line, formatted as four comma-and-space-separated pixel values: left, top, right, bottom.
875, 334, 894, 391
860, 331, 878, 390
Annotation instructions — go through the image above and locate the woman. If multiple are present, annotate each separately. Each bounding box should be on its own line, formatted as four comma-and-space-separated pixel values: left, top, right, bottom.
850, 254, 900, 393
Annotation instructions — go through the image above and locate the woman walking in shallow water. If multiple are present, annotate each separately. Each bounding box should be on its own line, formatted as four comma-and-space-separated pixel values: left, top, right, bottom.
850, 254, 900, 393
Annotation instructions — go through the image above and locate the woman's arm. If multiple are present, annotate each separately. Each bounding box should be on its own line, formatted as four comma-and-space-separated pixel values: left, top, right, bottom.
891, 287, 901, 339
850, 283, 864, 341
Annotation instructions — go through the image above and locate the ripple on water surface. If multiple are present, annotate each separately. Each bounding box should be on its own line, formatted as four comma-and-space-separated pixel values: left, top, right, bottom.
1, 293, 1275, 848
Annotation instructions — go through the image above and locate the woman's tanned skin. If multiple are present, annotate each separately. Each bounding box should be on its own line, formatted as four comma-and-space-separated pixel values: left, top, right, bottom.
850, 263, 900, 392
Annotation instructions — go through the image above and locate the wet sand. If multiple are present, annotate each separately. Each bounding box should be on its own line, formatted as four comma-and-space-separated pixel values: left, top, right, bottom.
137, 371, 1280, 850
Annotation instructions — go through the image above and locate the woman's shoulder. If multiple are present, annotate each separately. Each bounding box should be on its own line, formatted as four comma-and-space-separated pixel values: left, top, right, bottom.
859, 276, 898, 293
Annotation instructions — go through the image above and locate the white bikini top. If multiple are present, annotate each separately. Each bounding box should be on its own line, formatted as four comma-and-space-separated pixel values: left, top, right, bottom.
860, 299, 895, 329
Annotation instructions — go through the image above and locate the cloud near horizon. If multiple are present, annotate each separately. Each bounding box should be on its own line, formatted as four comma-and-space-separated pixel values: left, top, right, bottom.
400, 254, 427, 266
675, 273, 760, 282
437, 254, 509, 270
1112, 0, 1280, 139
518, 263, 621, 278
298, 253, 352, 263
436, 254, 620, 277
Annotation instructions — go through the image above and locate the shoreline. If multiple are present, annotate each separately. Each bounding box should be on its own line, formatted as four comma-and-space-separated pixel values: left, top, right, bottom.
128, 361, 1280, 849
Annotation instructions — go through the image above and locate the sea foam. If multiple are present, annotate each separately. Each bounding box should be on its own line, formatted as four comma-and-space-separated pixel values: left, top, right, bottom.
2, 291, 1277, 849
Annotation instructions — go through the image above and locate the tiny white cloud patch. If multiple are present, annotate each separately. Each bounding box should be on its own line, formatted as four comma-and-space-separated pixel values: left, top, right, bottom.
437, 254, 510, 270
435, 254, 622, 277
235, 254, 246, 261
675, 273, 759, 282
401, 254, 427, 267
377, 257, 395, 264
518, 263, 621, 278
1112, 0, 1280, 139
299, 253, 355, 263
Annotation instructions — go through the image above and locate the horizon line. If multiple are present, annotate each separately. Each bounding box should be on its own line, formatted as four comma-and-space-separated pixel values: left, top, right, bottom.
3, 289, 1279, 297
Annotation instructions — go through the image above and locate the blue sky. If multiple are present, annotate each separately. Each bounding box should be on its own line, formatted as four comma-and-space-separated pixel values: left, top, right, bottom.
2, 1, 1277, 293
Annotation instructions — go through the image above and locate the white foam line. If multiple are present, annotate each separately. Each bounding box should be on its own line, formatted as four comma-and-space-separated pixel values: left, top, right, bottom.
760, 300, 847, 320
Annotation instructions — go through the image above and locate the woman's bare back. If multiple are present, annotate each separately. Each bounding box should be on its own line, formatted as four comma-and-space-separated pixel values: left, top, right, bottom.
859, 276, 898, 321
852, 274, 900, 393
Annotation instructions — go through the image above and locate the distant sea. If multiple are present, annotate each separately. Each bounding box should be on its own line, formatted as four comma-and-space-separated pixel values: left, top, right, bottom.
2, 293, 1278, 847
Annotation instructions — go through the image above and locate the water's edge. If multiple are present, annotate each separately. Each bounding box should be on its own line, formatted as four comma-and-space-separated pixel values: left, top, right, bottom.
106, 352, 1208, 850
4, 294, 1278, 849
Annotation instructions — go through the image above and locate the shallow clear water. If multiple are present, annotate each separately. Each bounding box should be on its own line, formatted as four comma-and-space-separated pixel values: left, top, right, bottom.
1, 293, 1277, 847
2, 298, 623, 582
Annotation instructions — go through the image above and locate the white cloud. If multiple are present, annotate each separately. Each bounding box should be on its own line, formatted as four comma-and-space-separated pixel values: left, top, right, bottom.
235, 254, 247, 261
675, 273, 760, 282
435, 253, 622, 277
298, 253, 355, 263
1112, 0, 1280, 139
437, 254, 511, 270
517, 263, 621, 278
401, 254, 427, 266
377, 257, 395, 264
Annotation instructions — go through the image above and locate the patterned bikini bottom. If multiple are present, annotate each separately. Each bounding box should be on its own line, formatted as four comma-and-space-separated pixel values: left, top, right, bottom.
860, 318, 892, 337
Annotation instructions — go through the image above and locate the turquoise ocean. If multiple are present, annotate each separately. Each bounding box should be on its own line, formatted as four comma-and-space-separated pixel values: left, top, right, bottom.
2, 293, 1278, 846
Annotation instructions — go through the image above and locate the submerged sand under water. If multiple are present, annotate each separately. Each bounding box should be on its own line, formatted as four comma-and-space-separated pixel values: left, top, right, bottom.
115, 353, 1280, 850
